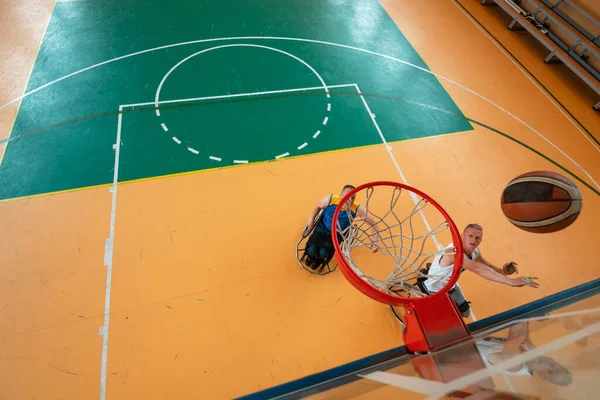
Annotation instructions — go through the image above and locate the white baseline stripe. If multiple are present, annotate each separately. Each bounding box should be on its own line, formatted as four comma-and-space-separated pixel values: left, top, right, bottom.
100, 107, 123, 399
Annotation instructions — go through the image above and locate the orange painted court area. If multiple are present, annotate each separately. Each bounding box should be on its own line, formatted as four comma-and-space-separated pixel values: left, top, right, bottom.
1, 0, 599, 398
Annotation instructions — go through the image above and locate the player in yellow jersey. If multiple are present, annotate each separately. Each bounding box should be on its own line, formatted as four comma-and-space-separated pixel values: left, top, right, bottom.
304, 185, 379, 270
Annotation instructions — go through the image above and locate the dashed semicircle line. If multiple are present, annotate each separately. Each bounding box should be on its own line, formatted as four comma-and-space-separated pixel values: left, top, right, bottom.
155, 44, 333, 164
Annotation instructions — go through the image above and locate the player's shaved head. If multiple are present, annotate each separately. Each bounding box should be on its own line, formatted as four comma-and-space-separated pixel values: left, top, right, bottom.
464, 223, 483, 233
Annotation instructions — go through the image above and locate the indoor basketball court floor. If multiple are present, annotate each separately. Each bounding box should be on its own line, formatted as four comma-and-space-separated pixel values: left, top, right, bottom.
0, 0, 599, 399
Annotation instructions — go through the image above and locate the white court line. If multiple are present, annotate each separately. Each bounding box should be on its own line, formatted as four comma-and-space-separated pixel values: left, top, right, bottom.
0, 4, 53, 170
355, 84, 442, 251
233, 160, 248, 164
276, 152, 289, 159
100, 107, 123, 399
297, 142, 308, 150
355, 83, 480, 326
187, 147, 199, 155
122, 83, 355, 108
450, 0, 600, 154
124, 83, 354, 164
153, 44, 332, 118
209, 156, 222, 161
2, 36, 595, 190
344, 89, 478, 320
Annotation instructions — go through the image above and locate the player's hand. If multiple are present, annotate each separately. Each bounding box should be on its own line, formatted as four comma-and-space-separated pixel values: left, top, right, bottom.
369, 232, 381, 253
503, 261, 519, 275
304, 219, 314, 235
368, 242, 379, 253
510, 276, 539, 288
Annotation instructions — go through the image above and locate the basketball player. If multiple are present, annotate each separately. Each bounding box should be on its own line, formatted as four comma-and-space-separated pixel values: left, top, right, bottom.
422, 223, 539, 317
304, 185, 379, 269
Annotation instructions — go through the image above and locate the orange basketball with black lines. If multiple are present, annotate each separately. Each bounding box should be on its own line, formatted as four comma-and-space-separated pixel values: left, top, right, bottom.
501, 171, 582, 233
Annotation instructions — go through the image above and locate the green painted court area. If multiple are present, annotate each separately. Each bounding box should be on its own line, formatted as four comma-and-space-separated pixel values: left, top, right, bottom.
0, 0, 472, 200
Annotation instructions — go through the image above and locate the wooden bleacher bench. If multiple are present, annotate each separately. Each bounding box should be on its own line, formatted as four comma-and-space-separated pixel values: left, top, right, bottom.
482, 0, 600, 110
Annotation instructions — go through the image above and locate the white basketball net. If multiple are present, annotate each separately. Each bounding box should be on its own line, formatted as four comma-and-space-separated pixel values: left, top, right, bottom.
335, 185, 458, 299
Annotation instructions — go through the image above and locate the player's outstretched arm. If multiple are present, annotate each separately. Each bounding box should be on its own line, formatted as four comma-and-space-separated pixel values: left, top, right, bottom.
478, 251, 519, 276
356, 207, 380, 252
462, 257, 539, 288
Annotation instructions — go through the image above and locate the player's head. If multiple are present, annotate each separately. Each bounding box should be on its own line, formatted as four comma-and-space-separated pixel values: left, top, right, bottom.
527, 355, 572, 386
462, 224, 483, 255
341, 185, 356, 209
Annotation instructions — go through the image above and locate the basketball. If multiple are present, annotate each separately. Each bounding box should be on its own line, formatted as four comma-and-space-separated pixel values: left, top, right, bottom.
501, 171, 582, 233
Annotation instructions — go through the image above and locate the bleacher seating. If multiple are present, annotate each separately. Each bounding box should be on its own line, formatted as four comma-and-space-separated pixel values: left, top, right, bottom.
540, 0, 600, 46
482, 0, 600, 110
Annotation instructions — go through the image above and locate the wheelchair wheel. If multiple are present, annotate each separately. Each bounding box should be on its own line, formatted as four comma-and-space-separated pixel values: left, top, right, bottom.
296, 211, 337, 275
388, 283, 423, 331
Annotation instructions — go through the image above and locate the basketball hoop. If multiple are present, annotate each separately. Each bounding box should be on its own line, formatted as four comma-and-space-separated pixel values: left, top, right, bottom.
331, 181, 471, 353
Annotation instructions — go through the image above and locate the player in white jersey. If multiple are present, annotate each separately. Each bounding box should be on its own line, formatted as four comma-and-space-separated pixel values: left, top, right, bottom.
422, 224, 539, 317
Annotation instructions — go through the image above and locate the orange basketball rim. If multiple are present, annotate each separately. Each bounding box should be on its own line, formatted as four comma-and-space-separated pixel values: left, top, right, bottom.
331, 181, 472, 353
